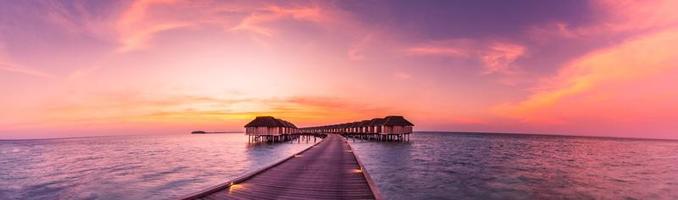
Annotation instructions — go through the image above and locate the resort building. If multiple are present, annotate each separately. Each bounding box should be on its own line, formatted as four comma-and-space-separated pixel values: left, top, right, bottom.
382, 115, 414, 134
368, 118, 385, 134
245, 116, 291, 136
244, 115, 414, 142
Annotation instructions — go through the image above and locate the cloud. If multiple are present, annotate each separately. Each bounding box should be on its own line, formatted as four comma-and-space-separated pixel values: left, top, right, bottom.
229, 5, 329, 37
405, 46, 470, 58
67, 65, 103, 80
22, 90, 392, 130
282, 96, 392, 117
406, 40, 526, 74
594, 0, 678, 33
347, 33, 374, 61
112, 1, 335, 52
28, 92, 256, 128
495, 28, 678, 125
115, 0, 190, 52
0, 63, 54, 78
480, 42, 526, 74
117, 22, 190, 52
528, 0, 678, 41
393, 72, 412, 80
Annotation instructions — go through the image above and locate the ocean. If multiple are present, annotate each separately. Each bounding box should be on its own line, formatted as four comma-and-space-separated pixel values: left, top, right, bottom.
0, 134, 316, 199
1, 132, 677, 199
349, 132, 678, 199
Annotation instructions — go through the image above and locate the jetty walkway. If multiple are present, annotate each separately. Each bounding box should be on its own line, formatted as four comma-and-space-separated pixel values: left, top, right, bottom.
184, 134, 380, 200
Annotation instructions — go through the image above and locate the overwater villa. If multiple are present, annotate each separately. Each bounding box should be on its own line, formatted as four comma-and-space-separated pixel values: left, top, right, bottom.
383, 116, 414, 133
244, 116, 298, 142
243, 115, 414, 142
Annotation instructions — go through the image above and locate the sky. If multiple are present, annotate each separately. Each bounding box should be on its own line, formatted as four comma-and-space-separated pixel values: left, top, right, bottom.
1, 0, 677, 139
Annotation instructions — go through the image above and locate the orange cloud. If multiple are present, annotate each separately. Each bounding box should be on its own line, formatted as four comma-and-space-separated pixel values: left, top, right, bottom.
3, 89, 395, 135
276, 96, 394, 124
496, 28, 678, 126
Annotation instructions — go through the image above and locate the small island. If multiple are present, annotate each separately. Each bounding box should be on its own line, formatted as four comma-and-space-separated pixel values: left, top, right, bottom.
190, 131, 241, 134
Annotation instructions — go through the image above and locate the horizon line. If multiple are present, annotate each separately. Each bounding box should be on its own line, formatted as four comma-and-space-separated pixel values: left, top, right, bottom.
2, 130, 677, 142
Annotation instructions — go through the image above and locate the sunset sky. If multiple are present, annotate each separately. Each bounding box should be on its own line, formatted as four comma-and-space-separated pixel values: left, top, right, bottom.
1, 0, 678, 139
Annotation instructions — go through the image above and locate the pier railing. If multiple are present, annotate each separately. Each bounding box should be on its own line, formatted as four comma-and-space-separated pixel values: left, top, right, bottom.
184, 134, 381, 199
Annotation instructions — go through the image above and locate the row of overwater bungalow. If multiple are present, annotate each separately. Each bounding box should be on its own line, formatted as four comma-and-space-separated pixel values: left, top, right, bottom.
244, 115, 414, 142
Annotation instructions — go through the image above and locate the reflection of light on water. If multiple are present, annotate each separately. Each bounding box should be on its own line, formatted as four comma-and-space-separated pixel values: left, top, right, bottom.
228, 183, 244, 194
0, 134, 317, 199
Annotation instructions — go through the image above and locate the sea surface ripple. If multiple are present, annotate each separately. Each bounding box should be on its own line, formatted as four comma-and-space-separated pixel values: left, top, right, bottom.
349, 132, 678, 199
0, 134, 315, 200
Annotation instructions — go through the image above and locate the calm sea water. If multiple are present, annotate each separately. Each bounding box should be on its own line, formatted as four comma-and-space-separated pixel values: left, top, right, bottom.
0, 134, 316, 200
349, 132, 678, 199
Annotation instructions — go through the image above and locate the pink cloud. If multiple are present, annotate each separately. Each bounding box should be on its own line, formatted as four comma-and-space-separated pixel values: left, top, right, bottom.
528, 0, 678, 41
115, 0, 192, 52
406, 40, 526, 74
230, 5, 330, 37
0, 61, 54, 78
494, 28, 678, 137
595, 0, 678, 32
112, 1, 337, 52
393, 72, 412, 80
347, 33, 375, 61
480, 42, 526, 74
67, 65, 103, 80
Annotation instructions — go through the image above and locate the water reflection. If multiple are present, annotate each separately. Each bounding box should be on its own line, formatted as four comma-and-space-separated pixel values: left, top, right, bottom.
243, 136, 319, 174
350, 133, 678, 199
0, 134, 315, 200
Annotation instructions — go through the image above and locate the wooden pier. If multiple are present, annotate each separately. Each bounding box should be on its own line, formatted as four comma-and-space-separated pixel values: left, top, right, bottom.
183, 134, 381, 200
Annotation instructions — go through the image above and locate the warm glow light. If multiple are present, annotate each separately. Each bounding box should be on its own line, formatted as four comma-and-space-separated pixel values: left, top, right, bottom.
227, 183, 243, 194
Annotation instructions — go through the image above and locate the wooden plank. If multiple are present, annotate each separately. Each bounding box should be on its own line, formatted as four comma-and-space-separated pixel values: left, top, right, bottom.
183, 134, 379, 200
181, 138, 325, 200
347, 139, 384, 200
